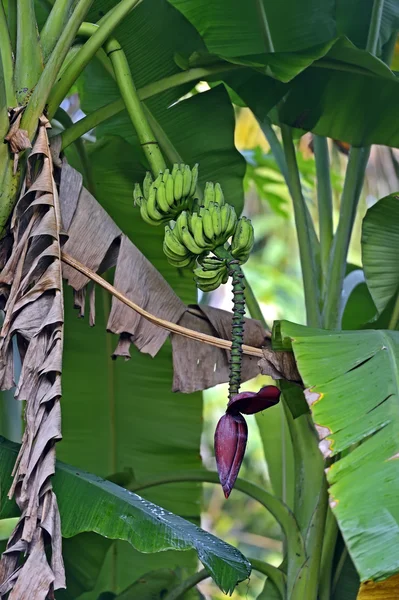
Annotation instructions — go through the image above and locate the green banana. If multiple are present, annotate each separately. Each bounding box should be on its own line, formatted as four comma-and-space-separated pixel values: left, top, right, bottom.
194, 265, 227, 291
146, 186, 164, 222
175, 211, 189, 242
202, 208, 215, 241
133, 183, 143, 207
156, 181, 170, 213
224, 205, 238, 238
174, 169, 184, 201
189, 213, 210, 249
162, 168, 170, 184
189, 163, 199, 197
203, 182, 215, 209
165, 175, 175, 208
140, 202, 160, 226
183, 165, 192, 197
181, 225, 205, 255
231, 217, 254, 262
143, 172, 153, 199
199, 255, 226, 271
164, 225, 190, 257
171, 163, 179, 179
211, 203, 222, 237
214, 183, 225, 207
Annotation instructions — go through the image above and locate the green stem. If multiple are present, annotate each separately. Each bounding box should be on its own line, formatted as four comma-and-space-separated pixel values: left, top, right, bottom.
54, 107, 96, 192
388, 293, 399, 330
313, 135, 333, 293
163, 559, 285, 600
129, 470, 305, 563
40, 0, 75, 62
229, 262, 246, 398
46, 0, 141, 118
331, 547, 348, 593
322, 147, 370, 329
106, 39, 165, 175
7, 0, 17, 52
366, 0, 385, 55
250, 558, 286, 597
319, 509, 338, 600
21, 0, 94, 138
163, 569, 208, 600
60, 64, 241, 150
14, 0, 43, 104
256, 0, 274, 52
281, 124, 321, 328
0, 2, 16, 106
259, 117, 289, 183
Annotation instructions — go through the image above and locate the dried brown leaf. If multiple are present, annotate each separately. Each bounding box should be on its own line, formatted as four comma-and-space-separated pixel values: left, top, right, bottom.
258, 340, 301, 382
57, 157, 185, 357
0, 117, 65, 595
171, 306, 269, 393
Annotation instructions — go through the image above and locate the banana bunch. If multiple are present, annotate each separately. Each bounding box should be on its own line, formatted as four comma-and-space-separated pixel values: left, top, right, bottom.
134, 163, 198, 226
194, 256, 229, 292
163, 211, 200, 268
203, 182, 225, 209
231, 216, 254, 264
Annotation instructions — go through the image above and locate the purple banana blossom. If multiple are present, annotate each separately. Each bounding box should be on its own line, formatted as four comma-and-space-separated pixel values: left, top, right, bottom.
214, 385, 281, 498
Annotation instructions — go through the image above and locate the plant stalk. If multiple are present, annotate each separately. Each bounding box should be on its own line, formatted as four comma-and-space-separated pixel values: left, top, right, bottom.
7, 0, 17, 52
388, 293, 399, 330
0, 2, 16, 106
366, 0, 385, 55
256, 0, 274, 52
319, 510, 339, 600
40, 0, 75, 62
106, 39, 165, 174
14, 0, 43, 105
281, 124, 321, 328
46, 0, 141, 117
163, 569, 208, 600
313, 135, 333, 293
21, 0, 94, 138
322, 147, 370, 329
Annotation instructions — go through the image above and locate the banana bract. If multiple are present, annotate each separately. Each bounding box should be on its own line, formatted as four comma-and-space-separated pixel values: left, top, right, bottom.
215, 386, 281, 498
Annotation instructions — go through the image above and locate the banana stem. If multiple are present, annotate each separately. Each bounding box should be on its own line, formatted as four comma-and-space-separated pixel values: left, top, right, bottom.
0, 2, 16, 106
228, 261, 246, 398
40, 0, 75, 62
46, 0, 141, 117
14, 0, 43, 104
214, 246, 246, 398
21, 0, 94, 138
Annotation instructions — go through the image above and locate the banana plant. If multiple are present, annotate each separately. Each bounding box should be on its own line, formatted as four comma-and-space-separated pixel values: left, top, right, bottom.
1, 0, 399, 599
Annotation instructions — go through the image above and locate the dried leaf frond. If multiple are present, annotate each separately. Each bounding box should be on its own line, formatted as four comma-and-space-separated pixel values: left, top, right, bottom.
0, 117, 65, 596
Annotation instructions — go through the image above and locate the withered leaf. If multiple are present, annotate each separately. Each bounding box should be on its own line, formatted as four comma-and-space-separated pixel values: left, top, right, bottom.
57, 154, 185, 358
171, 305, 269, 393
258, 340, 301, 383
0, 117, 65, 595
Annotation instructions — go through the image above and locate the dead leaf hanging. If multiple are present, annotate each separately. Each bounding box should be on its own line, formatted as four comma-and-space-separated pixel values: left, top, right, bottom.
0, 117, 65, 597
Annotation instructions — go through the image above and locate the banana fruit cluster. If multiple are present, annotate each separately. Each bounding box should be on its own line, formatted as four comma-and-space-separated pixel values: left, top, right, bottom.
231, 216, 254, 264
134, 163, 198, 225
194, 256, 229, 292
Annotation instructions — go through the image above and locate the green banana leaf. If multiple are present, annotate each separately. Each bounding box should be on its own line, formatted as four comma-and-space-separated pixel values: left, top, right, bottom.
0, 436, 251, 595
78, 0, 245, 212
167, 0, 399, 57
165, 0, 399, 148
362, 194, 399, 315
274, 320, 399, 582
